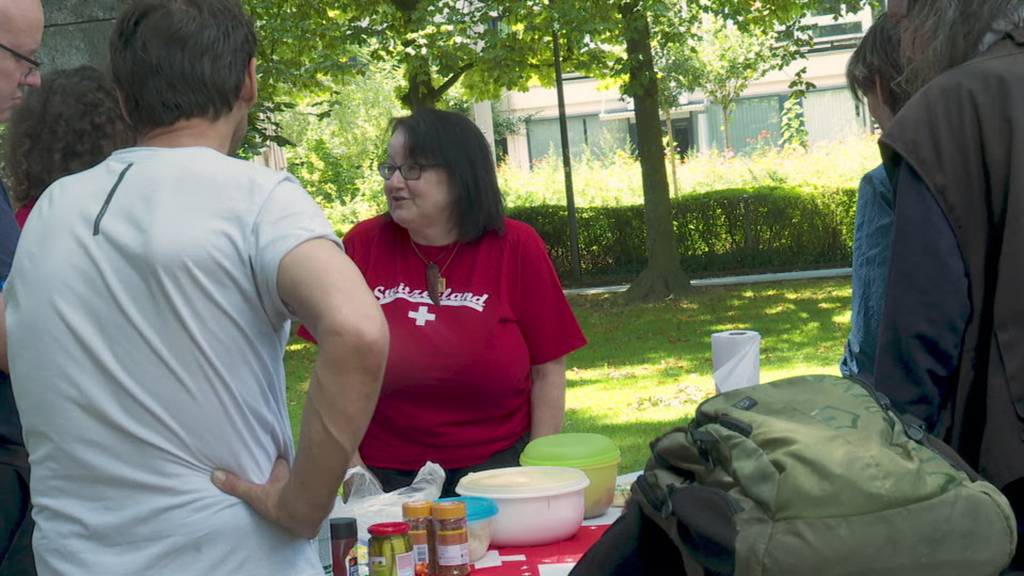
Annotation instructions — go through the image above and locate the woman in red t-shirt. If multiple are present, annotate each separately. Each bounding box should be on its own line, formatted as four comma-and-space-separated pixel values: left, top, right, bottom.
301, 108, 586, 496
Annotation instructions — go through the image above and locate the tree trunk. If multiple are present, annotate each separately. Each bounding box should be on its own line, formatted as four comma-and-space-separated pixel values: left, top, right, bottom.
619, 0, 690, 302
664, 105, 679, 197
394, 1, 438, 111
402, 56, 438, 111
722, 106, 732, 152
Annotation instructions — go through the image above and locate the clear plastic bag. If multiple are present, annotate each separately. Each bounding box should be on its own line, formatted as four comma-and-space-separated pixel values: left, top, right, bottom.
331, 461, 445, 544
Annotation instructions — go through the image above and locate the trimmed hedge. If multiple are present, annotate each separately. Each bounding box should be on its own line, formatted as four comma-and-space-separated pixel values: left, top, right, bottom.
508, 186, 857, 284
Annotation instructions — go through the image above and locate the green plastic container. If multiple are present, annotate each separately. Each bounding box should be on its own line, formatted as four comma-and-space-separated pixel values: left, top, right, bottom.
520, 433, 621, 518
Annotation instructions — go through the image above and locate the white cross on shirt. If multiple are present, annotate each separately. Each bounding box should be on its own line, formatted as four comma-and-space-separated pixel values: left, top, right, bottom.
408, 305, 436, 326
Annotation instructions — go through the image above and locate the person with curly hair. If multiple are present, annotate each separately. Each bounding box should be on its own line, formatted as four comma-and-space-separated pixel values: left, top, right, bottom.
3, 65, 134, 228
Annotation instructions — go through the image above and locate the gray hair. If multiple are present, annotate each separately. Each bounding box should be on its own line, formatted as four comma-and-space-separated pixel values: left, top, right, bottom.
896, 0, 1024, 96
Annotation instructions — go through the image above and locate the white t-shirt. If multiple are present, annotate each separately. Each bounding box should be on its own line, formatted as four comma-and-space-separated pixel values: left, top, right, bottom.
6, 147, 338, 576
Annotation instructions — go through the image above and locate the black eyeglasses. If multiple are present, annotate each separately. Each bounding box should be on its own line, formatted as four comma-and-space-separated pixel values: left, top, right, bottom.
378, 162, 439, 181
0, 41, 40, 81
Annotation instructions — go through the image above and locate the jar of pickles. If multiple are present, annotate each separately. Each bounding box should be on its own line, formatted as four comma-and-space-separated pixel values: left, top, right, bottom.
402, 501, 434, 576
368, 522, 415, 576
431, 501, 470, 576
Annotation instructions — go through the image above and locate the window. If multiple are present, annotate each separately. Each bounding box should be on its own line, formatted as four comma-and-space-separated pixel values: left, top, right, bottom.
811, 21, 863, 38
699, 96, 783, 154
526, 115, 631, 165
803, 88, 868, 143
810, 0, 848, 17
804, 6, 872, 45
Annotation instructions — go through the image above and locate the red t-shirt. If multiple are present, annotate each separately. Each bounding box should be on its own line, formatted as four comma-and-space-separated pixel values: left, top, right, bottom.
15, 199, 35, 229
302, 216, 586, 469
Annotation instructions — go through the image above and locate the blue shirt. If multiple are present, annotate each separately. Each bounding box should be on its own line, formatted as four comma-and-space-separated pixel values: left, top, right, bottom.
840, 165, 894, 378
0, 178, 24, 465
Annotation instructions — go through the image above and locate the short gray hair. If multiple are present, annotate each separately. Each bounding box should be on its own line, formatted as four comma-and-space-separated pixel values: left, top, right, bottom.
896, 0, 1024, 96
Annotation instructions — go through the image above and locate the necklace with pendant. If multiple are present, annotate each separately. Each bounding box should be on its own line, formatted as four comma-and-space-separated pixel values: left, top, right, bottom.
410, 237, 460, 306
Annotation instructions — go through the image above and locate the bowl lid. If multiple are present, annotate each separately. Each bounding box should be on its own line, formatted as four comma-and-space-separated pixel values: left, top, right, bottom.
519, 433, 621, 468
456, 466, 590, 499
435, 496, 498, 522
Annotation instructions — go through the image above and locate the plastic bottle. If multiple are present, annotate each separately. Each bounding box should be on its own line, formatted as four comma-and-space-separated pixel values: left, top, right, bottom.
330, 517, 359, 576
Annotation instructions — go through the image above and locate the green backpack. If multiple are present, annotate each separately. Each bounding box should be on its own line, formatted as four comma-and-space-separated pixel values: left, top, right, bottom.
631, 375, 1017, 576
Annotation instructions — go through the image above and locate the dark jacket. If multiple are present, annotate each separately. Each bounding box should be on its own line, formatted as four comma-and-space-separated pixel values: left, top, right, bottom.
880, 29, 1024, 491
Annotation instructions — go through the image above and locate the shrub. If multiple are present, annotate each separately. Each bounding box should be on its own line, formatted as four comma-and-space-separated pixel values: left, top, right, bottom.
498, 135, 879, 208
508, 185, 857, 285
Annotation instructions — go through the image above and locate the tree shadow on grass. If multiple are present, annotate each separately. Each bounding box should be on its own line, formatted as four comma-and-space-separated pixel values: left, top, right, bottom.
565, 278, 851, 388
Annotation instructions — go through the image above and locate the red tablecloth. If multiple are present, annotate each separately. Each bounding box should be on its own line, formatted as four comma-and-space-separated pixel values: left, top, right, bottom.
471, 524, 610, 576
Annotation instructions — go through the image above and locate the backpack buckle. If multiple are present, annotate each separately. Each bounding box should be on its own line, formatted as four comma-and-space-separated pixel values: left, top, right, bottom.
690, 429, 719, 470
900, 414, 927, 443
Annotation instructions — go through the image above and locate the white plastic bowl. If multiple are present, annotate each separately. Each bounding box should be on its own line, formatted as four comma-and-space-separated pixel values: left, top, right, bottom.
455, 466, 590, 547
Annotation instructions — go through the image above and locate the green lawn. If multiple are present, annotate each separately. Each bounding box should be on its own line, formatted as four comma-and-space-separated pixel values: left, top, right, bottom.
284, 277, 852, 473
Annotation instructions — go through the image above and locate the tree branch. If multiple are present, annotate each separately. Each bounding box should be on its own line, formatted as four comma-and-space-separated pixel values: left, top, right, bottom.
434, 62, 474, 99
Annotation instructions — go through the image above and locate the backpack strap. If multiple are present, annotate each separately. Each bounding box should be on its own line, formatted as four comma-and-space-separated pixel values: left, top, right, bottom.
633, 473, 739, 576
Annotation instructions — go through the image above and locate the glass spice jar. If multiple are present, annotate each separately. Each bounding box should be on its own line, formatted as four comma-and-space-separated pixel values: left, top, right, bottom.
402, 501, 434, 576
431, 501, 470, 576
368, 522, 415, 576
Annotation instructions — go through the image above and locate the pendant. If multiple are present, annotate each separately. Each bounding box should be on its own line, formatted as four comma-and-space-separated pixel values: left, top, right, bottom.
426, 263, 443, 306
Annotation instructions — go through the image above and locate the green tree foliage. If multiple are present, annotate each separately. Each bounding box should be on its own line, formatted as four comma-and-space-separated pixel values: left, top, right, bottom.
341, 0, 568, 110
690, 15, 785, 151
781, 67, 817, 151
242, 0, 362, 153
277, 64, 405, 228
559, 0, 866, 301
242, 0, 868, 301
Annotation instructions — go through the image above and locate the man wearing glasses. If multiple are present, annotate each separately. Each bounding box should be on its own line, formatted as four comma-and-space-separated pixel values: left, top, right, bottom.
0, 0, 41, 122
0, 1, 42, 575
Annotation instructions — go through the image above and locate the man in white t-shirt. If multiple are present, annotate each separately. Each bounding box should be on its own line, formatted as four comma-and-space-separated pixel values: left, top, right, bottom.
4, 1, 388, 574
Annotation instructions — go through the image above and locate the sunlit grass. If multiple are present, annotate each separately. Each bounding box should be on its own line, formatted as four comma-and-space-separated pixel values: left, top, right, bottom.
284, 277, 852, 473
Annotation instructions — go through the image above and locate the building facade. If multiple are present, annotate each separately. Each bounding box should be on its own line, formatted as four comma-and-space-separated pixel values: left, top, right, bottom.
494, 8, 876, 171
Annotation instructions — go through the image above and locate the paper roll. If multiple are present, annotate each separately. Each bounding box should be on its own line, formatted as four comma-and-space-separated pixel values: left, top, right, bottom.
712, 330, 761, 394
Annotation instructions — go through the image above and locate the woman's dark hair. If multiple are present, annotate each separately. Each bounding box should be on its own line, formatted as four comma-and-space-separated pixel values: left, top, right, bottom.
391, 108, 505, 243
3, 66, 135, 208
109, 0, 257, 134
846, 13, 909, 114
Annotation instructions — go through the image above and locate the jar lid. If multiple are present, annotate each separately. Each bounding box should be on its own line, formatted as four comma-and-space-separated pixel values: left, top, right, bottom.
435, 496, 498, 522
520, 433, 621, 468
330, 517, 357, 539
402, 500, 432, 518
456, 466, 590, 499
431, 500, 467, 520
368, 522, 410, 536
